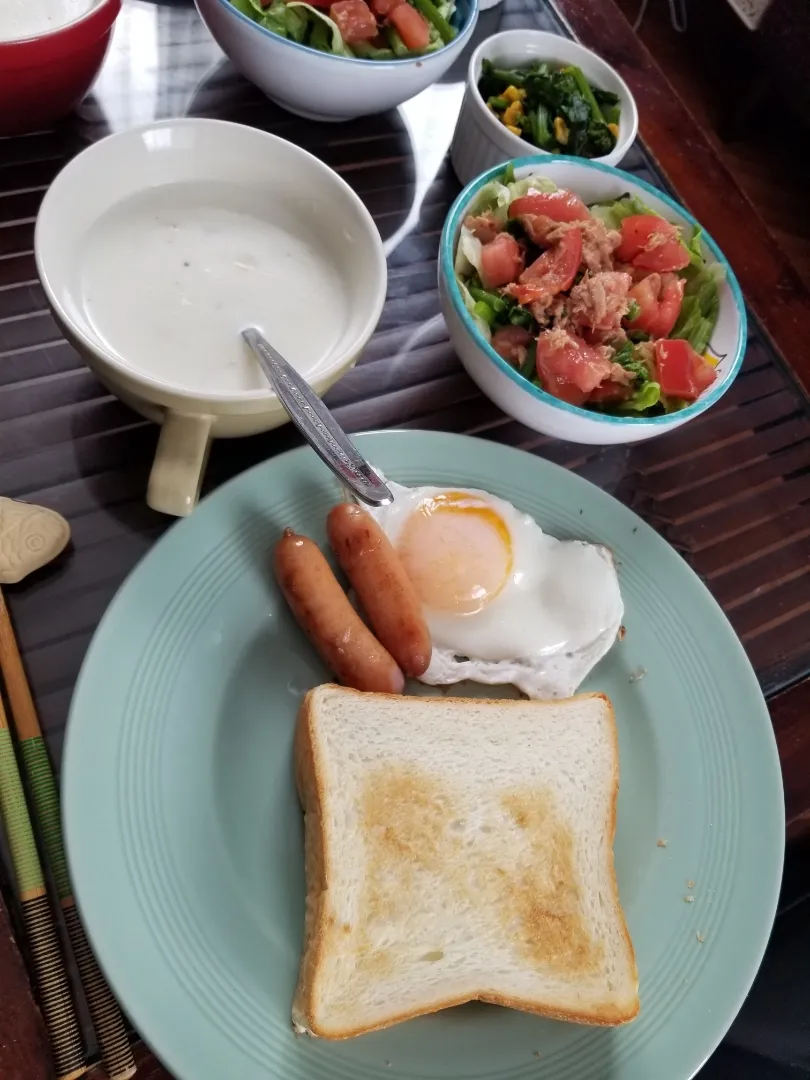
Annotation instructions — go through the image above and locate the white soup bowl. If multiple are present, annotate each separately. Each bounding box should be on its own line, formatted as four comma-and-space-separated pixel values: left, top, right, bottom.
36, 118, 387, 515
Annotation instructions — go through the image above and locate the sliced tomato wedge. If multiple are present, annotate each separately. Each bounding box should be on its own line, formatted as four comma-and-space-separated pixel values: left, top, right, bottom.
330, 0, 378, 42
535, 329, 612, 406
627, 272, 685, 338
508, 190, 591, 223
616, 214, 689, 273
506, 228, 582, 305
387, 1, 429, 48
653, 338, 716, 402
479, 233, 525, 289
491, 325, 535, 367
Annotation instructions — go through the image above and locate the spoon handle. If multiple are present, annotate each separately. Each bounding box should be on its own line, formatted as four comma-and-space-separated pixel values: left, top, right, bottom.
242, 328, 392, 508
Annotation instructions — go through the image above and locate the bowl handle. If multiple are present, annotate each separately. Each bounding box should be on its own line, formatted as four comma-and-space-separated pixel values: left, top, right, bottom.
146, 411, 213, 517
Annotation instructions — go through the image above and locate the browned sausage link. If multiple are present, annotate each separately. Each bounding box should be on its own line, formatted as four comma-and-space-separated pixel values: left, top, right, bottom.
274, 529, 405, 694
326, 503, 432, 678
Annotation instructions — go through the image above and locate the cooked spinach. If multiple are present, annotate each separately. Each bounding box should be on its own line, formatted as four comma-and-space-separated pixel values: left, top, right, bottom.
478, 59, 620, 160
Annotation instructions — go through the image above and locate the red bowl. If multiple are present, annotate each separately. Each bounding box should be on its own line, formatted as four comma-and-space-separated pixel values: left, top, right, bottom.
0, 0, 121, 136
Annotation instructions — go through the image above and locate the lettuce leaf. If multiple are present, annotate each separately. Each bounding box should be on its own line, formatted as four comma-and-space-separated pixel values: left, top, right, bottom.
671, 261, 724, 355
619, 380, 661, 412
286, 2, 352, 54
589, 193, 656, 231
684, 223, 705, 267
465, 174, 557, 223
231, 0, 260, 16
457, 278, 492, 341
456, 226, 484, 276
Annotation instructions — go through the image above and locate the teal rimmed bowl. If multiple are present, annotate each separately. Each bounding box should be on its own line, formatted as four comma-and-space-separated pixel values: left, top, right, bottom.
438, 156, 746, 445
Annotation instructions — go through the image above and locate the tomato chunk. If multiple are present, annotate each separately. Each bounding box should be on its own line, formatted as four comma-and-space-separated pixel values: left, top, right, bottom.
508, 190, 591, 223
388, 1, 430, 49
330, 0, 378, 42
479, 233, 525, 290
616, 214, 689, 273
653, 338, 716, 402
506, 228, 582, 305
369, 0, 401, 14
627, 272, 685, 338
535, 329, 612, 406
491, 325, 535, 367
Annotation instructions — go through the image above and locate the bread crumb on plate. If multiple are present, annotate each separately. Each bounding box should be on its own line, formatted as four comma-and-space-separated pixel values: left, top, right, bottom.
696, 932, 705, 943
657, 838, 668, 848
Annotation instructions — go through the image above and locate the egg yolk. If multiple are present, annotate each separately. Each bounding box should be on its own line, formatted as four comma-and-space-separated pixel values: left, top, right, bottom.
396, 493, 512, 615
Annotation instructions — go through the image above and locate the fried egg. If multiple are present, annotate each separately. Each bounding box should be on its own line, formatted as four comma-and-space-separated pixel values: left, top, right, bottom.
367, 479, 623, 699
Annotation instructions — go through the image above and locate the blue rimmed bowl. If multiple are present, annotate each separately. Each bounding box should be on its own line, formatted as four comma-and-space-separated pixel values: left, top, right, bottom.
194, 0, 478, 121
438, 156, 746, 446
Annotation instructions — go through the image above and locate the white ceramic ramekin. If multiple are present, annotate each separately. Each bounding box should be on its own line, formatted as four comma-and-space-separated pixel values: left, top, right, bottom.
450, 30, 638, 186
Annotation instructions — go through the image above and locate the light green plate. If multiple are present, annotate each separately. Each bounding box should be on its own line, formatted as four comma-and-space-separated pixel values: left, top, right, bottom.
63, 431, 784, 1080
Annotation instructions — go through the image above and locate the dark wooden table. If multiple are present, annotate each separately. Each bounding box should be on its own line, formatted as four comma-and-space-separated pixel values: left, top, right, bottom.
1, 0, 809, 1076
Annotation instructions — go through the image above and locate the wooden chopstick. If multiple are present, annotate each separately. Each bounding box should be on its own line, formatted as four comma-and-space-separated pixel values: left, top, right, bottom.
0, 589, 136, 1080
0, 689, 87, 1080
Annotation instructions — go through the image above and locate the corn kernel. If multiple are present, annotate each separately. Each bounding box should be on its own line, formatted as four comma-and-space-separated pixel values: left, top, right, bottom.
506, 124, 522, 137
502, 100, 523, 126
553, 116, 569, 144
502, 85, 527, 103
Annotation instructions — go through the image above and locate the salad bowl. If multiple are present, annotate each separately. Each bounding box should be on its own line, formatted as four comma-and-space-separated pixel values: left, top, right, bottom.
439, 156, 746, 446
194, 0, 478, 121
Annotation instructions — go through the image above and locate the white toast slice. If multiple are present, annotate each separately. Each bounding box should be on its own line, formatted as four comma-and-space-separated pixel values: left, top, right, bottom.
292, 684, 638, 1039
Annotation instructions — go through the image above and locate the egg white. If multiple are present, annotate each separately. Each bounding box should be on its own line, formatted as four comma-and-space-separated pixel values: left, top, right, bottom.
368, 479, 623, 699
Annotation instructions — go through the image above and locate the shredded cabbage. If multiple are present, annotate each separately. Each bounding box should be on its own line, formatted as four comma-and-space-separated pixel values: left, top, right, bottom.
457, 278, 491, 340
466, 175, 557, 223
588, 193, 657, 230
455, 227, 483, 276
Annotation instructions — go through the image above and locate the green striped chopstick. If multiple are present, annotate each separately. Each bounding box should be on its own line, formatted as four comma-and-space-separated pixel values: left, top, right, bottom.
0, 589, 137, 1080
0, 692, 87, 1080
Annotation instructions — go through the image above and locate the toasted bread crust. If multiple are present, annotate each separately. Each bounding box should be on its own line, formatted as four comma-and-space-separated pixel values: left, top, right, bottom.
292, 684, 639, 1039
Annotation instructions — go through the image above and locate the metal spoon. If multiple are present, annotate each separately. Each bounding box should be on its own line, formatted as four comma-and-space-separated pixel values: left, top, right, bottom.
242, 327, 393, 507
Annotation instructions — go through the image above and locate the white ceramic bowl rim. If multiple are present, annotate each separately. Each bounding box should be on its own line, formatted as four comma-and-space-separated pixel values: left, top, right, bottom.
465, 29, 638, 165
440, 154, 747, 428
34, 117, 388, 405
215, 0, 476, 66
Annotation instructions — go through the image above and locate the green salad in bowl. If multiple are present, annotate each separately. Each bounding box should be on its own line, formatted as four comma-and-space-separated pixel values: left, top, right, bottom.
453, 165, 725, 417
230, 0, 456, 58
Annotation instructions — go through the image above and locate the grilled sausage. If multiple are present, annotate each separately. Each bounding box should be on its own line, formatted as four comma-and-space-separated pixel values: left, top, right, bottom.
274, 528, 405, 694
327, 503, 432, 678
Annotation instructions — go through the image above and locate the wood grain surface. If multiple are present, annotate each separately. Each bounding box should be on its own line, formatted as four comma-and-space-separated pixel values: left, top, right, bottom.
0, 0, 808, 1078
554, 0, 810, 393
